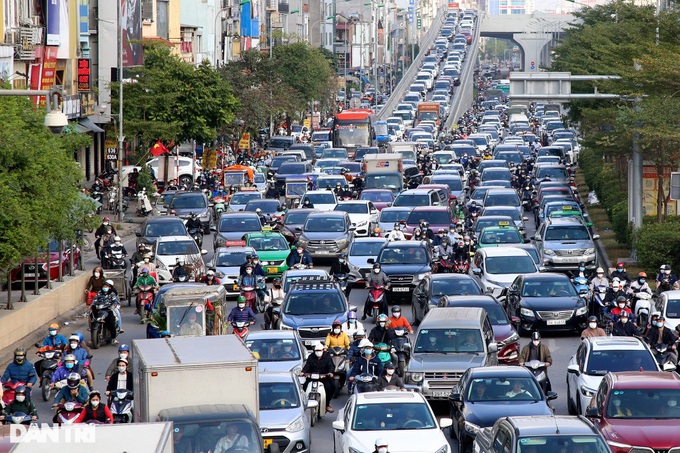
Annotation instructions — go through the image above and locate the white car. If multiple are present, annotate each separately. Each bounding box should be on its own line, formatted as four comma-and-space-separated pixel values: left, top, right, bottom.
347, 237, 387, 283
332, 391, 452, 453
334, 201, 379, 237
566, 336, 660, 416
121, 156, 202, 188
386, 116, 405, 135
471, 247, 539, 299
154, 235, 207, 280
209, 246, 256, 295
290, 125, 310, 141
301, 190, 338, 212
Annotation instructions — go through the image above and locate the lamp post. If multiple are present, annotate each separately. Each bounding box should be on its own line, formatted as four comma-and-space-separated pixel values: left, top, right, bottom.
213, 6, 231, 66
117, 0, 125, 222
311, 15, 334, 45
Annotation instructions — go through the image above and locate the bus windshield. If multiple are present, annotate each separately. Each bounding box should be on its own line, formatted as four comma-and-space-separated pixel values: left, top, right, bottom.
335, 120, 371, 147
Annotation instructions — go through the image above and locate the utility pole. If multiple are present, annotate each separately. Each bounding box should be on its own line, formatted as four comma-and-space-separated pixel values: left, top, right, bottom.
117, 0, 124, 222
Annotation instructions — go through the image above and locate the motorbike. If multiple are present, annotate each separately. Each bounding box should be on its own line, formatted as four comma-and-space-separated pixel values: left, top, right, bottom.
303, 373, 328, 426
453, 259, 470, 274
2, 381, 26, 405
524, 360, 550, 393
334, 273, 351, 296
374, 343, 395, 366
90, 298, 116, 349
328, 347, 348, 397
104, 248, 126, 270
353, 373, 379, 394
240, 285, 258, 312
366, 284, 387, 324
632, 290, 653, 329
213, 197, 227, 216
109, 389, 134, 423
91, 191, 103, 214
653, 343, 677, 372
188, 227, 203, 248
592, 285, 611, 325
36, 348, 62, 402
231, 321, 249, 339
573, 276, 591, 304
136, 284, 155, 323
436, 255, 453, 273
136, 188, 152, 217
3, 412, 33, 426
53, 402, 84, 425
392, 328, 412, 377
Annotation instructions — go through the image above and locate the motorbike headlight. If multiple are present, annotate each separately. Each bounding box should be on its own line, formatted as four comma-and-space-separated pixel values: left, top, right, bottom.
580, 385, 596, 397
575, 305, 588, 316
544, 249, 555, 256
408, 372, 423, 383
285, 415, 306, 433
520, 308, 534, 318
585, 248, 595, 255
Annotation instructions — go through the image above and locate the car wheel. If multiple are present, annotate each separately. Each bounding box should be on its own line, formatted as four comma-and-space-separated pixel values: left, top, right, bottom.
178, 175, 193, 187
566, 380, 577, 415
458, 432, 468, 452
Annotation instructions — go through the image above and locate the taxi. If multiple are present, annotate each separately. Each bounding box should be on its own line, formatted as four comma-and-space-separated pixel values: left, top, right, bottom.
546, 204, 593, 227
240, 230, 291, 277
476, 221, 526, 248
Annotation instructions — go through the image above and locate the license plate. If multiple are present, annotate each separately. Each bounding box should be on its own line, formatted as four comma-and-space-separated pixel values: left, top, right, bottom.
267, 267, 279, 273
561, 256, 582, 263
392, 287, 410, 292
317, 250, 330, 254
431, 390, 450, 398
232, 284, 239, 291
24, 273, 35, 277
546, 319, 567, 326
305, 340, 318, 346
263, 438, 273, 447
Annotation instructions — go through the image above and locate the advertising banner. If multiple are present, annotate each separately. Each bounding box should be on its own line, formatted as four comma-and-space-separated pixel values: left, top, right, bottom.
77, 58, 91, 91
46, 0, 60, 45
122, 0, 143, 66
38, 46, 59, 107
79, 0, 89, 34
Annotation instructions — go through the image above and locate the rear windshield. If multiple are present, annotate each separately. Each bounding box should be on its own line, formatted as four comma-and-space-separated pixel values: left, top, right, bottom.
407, 210, 450, 225
278, 163, 306, 174
219, 216, 262, 232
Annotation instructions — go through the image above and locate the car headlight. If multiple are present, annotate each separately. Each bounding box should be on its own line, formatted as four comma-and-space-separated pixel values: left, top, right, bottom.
200, 212, 209, 219
503, 332, 520, 344
575, 305, 588, 316
520, 308, 534, 317
281, 323, 294, 330
416, 272, 429, 281
585, 248, 595, 255
336, 238, 348, 248
486, 279, 505, 287
580, 385, 596, 398
434, 446, 449, 453
544, 249, 555, 256
408, 372, 423, 383
261, 261, 269, 266
285, 415, 305, 433
356, 220, 368, 226
464, 421, 481, 435
607, 440, 632, 449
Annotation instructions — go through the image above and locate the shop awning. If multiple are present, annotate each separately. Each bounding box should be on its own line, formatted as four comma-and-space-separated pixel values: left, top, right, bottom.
74, 124, 90, 133
78, 117, 105, 133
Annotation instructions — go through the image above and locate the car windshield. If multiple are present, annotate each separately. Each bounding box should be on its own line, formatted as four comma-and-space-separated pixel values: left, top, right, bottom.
365, 174, 402, 191
219, 217, 262, 233
156, 240, 199, 256
284, 211, 311, 225
414, 328, 484, 353
350, 241, 385, 257
605, 389, 680, 419
270, 138, 293, 149
485, 193, 520, 207
485, 256, 536, 274
361, 191, 393, 202
246, 338, 302, 363
304, 217, 346, 233
379, 209, 411, 223
216, 252, 249, 267
483, 209, 522, 222
278, 163, 306, 174
545, 225, 590, 241
470, 189, 490, 201
517, 435, 610, 453
170, 194, 207, 209
466, 377, 542, 402
431, 177, 463, 192
258, 382, 301, 410
666, 299, 680, 318
521, 279, 578, 297
173, 421, 260, 453
379, 247, 428, 264
351, 402, 436, 431
406, 210, 450, 225
230, 192, 261, 204
303, 193, 336, 205
248, 235, 289, 252
480, 229, 522, 244
393, 195, 430, 207
144, 222, 187, 237
585, 350, 658, 375
245, 201, 280, 213
284, 293, 345, 315
335, 204, 369, 214
432, 279, 482, 297
537, 167, 568, 179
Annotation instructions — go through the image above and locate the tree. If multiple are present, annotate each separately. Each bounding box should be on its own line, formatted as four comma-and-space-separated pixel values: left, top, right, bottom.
273, 43, 335, 104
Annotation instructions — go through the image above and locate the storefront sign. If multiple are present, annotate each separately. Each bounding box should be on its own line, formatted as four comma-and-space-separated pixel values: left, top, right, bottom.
105, 140, 118, 161
77, 58, 90, 91
79, 92, 96, 116
38, 46, 59, 107
62, 95, 81, 119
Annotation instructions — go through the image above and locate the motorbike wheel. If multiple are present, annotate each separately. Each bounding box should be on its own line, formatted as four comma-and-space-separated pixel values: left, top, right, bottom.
126, 286, 132, 307
371, 307, 378, 325
91, 326, 102, 349
257, 296, 267, 314
638, 312, 648, 330
41, 377, 50, 402
309, 394, 319, 427
398, 359, 406, 378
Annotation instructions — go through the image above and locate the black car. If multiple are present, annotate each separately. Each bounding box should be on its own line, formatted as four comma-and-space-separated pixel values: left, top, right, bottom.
135, 217, 188, 248
369, 240, 432, 302
274, 162, 314, 194
503, 273, 588, 335
167, 191, 213, 229
244, 199, 282, 217
449, 366, 557, 451
411, 274, 483, 324
279, 209, 313, 244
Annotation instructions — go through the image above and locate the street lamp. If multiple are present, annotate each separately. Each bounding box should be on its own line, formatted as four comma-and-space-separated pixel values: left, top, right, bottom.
0, 86, 68, 134
311, 15, 334, 45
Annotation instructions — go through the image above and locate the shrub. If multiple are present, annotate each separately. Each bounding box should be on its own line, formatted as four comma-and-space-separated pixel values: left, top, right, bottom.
633, 222, 680, 271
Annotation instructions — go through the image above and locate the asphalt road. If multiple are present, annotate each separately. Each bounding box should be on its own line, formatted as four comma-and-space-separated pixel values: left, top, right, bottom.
26, 223, 584, 453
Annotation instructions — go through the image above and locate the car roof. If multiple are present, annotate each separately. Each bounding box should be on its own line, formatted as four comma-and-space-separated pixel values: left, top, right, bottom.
399, 189, 435, 195
609, 371, 680, 389
246, 330, 300, 341
337, 200, 371, 205
431, 274, 479, 283
381, 206, 413, 212
545, 217, 587, 227
354, 390, 426, 405
214, 246, 255, 254
468, 365, 535, 379
351, 237, 387, 244
244, 231, 286, 238
220, 211, 260, 219
585, 336, 648, 351
421, 307, 485, 328
156, 235, 195, 243
283, 269, 329, 278
258, 372, 299, 384
442, 295, 498, 306
143, 217, 185, 225
409, 206, 450, 213
480, 247, 532, 257
383, 240, 428, 249
506, 415, 599, 436
307, 211, 346, 219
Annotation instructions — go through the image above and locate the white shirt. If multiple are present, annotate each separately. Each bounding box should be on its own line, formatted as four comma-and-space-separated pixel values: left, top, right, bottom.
117, 372, 127, 390
214, 433, 249, 453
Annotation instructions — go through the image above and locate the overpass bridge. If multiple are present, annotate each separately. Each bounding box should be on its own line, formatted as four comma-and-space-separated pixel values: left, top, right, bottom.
479, 12, 575, 72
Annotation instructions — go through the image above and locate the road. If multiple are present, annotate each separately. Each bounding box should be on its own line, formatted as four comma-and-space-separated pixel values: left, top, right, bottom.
27, 222, 584, 453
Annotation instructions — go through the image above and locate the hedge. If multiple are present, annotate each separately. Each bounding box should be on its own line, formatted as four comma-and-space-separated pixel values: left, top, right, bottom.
633, 222, 680, 271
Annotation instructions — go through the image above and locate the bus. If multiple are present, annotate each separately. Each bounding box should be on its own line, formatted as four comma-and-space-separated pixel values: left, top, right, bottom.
417, 102, 442, 127
333, 109, 375, 157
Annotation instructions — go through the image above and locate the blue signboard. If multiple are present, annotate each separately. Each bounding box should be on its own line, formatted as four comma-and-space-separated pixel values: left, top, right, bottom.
46, 0, 60, 45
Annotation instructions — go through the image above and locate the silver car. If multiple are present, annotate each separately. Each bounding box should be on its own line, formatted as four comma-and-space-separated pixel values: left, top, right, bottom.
209, 246, 256, 296
245, 330, 308, 375
259, 372, 316, 453
347, 237, 387, 283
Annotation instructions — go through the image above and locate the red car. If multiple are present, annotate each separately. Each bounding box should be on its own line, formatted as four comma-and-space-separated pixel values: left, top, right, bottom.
586, 371, 680, 452
403, 206, 454, 238
359, 189, 395, 211
10, 240, 81, 284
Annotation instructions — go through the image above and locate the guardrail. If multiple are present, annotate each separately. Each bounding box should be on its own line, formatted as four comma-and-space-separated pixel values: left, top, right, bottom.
376, 11, 448, 121
444, 22, 481, 131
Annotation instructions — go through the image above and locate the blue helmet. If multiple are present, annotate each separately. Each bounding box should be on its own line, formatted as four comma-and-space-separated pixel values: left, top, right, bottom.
118, 344, 130, 352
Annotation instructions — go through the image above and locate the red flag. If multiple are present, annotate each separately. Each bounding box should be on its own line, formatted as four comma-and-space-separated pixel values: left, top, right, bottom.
150, 140, 169, 157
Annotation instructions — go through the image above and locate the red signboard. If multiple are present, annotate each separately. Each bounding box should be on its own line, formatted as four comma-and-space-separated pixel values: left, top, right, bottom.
38, 46, 59, 107
77, 58, 91, 91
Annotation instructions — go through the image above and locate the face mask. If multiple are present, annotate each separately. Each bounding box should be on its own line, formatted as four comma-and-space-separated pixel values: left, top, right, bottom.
298, 249, 303, 254
102, 287, 109, 293
119, 353, 128, 360
669, 400, 678, 407
115, 241, 121, 245
589, 323, 597, 329
49, 329, 57, 336
70, 343, 79, 349
94, 272, 101, 278
613, 400, 621, 407
144, 258, 150, 263
379, 322, 386, 327
253, 260, 259, 265
393, 313, 401, 319
15, 357, 24, 364
65, 362, 75, 370
659, 322, 665, 328
238, 303, 245, 309
333, 328, 341, 334
339, 259, 345, 263
618, 304, 625, 309
386, 369, 394, 376
118, 366, 127, 373
349, 319, 356, 324
103, 222, 109, 226
91, 400, 100, 408
373, 269, 380, 274
314, 351, 323, 358
363, 349, 372, 356
246, 270, 252, 274
621, 317, 628, 324
532, 340, 540, 347
597, 273, 603, 278
638, 279, 645, 285
15, 395, 25, 402
617, 269, 623, 273
378, 447, 388, 453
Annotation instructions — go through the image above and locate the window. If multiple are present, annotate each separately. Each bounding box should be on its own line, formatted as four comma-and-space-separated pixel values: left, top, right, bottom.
414, 329, 484, 353
544, 225, 590, 241
351, 403, 436, 431
157, 0, 169, 39
304, 217, 345, 233
157, 240, 199, 256
246, 339, 301, 362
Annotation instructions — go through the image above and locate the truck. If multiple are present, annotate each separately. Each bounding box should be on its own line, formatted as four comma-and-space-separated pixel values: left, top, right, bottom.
387, 142, 417, 161
416, 102, 442, 127
132, 335, 272, 452
362, 153, 403, 174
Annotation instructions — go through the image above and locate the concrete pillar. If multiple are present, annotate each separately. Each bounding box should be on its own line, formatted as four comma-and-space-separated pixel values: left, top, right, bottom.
513, 32, 551, 72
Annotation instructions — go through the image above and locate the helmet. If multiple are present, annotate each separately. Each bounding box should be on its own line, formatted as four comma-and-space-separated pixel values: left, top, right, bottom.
348, 311, 357, 320
421, 220, 430, 228
596, 267, 604, 274
616, 296, 628, 304
385, 362, 396, 370
138, 243, 145, 249
661, 264, 671, 271
237, 296, 246, 303
588, 316, 598, 323
616, 261, 625, 269
103, 279, 114, 287
391, 305, 402, 313
67, 373, 81, 389
118, 344, 130, 352
373, 263, 381, 270
373, 227, 381, 234
377, 314, 388, 323
207, 270, 215, 277
177, 258, 185, 266
638, 272, 647, 278
339, 253, 347, 259
64, 354, 76, 363
15, 385, 27, 395
313, 342, 324, 351
358, 339, 373, 348
273, 277, 282, 284
531, 331, 541, 341
245, 263, 253, 269
255, 208, 262, 214
49, 323, 59, 330
190, 211, 196, 217
252, 254, 259, 260
103, 216, 110, 222
332, 320, 342, 328
143, 253, 152, 259
114, 236, 121, 242
89, 390, 102, 400
375, 438, 388, 448
69, 334, 80, 343
141, 267, 149, 273
619, 310, 629, 318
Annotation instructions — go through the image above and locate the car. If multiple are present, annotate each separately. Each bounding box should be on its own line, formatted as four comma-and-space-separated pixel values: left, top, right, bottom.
269, 155, 300, 178
279, 209, 314, 245
153, 235, 207, 280
213, 212, 263, 251
477, 223, 526, 248
346, 237, 387, 284
404, 206, 454, 238
280, 276, 348, 348
539, 200, 584, 225
509, 243, 541, 267
244, 199, 283, 218
208, 246, 256, 296
655, 289, 680, 330
370, 240, 432, 300
245, 330, 308, 374
473, 216, 516, 240
411, 274, 483, 324
392, 188, 444, 208
257, 372, 314, 453
449, 366, 557, 450
334, 201, 379, 237
297, 211, 355, 258
428, 174, 465, 201
332, 391, 453, 453
358, 189, 395, 211
281, 268, 330, 294
504, 272, 589, 335
480, 206, 528, 236
300, 190, 338, 212
226, 190, 263, 212
10, 240, 81, 284
167, 191, 213, 229
473, 415, 609, 453
314, 158, 342, 173
269, 136, 296, 153
135, 217, 188, 248
275, 162, 315, 194
534, 217, 600, 273
585, 371, 680, 452
153, 189, 176, 216
471, 247, 540, 299
566, 336, 660, 416
439, 295, 520, 365
242, 232, 291, 278
377, 206, 413, 233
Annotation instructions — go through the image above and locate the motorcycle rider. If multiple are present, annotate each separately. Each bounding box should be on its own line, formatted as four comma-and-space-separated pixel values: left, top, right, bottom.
134, 267, 158, 316
433, 229, 448, 247
65, 335, 94, 389
105, 358, 133, 398
646, 316, 678, 365
200, 269, 221, 286
300, 343, 335, 413
330, 253, 352, 298
238, 263, 264, 311
105, 344, 131, 381
301, 198, 315, 209
628, 271, 653, 311
519, 332, 552, 387
52, 372, 89, 410
435, 236, 454, 263
239, 254, 254, 276
612, 311, 636, 337
362, 263, 390, 320
377, 362, 405, 391
287, 244, 313, 268
610, 261, 630, 284
40, 323, 68, 351
172, 258, 189, 282
84, 267, 106, 305
1, 386, 37, 421
419, 220, 435, 243
101, 236, 128, 269
94, 217, 117, 259
249, 255, 267, 278
91, 280, 121, 345
264, 182, 278, 199
581, 316, 606, 339
227, 296, 257, 325
372, 438, 391, 453
129, 243, 148, 283
325, 320, 351, 350
604, 279, 628, 314
610, 296, 636, 324
263, 278, 285, 330
255, 208, 267, 226
369, 314, 396, 346
656, 265, 679, 293
75, 391, 113, 424
49, 354, 81, 389
388, 306, 413, 334
385, 223, 405, 242
589, 267, 609, 291
347, 340, 384, 387
1, 348, 37, 396
186, 211, 203, 235
344, 310, 365, 338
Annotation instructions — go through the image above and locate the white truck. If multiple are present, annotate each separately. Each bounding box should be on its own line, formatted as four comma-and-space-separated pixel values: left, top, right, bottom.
387, 142, 417, 160
362, 153, 404, 175
132, 335, 274, 452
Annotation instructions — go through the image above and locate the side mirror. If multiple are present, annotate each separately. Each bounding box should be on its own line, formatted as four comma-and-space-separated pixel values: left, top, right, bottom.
332, 420, 345, 432
349, 225, 357, 231
585, 406, 599, 418
367, 258, 375, 264
135, 232, 142, 237
472, 268, 482, 276
524, 238, 531, 244
523, 216, 529, 221
294, 227, 302, 232
592, 234, 600, 240
210, 226, 217, 232
534, 236, 542, 241
546, 391, 558, 401
201, 250, 208, 255
488, 342, 498, 353
449, 393, 462, 403
567, 364, 580, 376
439, 418, 453, 429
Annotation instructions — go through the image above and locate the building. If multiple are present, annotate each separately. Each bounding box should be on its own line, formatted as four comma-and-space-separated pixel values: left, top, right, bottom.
487, 0, 534, 14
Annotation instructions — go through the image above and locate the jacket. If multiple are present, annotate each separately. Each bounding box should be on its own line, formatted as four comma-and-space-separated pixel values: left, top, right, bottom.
301, 353, 334, 375
75, 403, 113, 424
92, 292, 120, 309
51, 365, 79, 384
581, 327, 606, 339
366, 271, 390, 288
95, 224, 116, 238
646, 326, 678, 346
106, 358, 132, 379
1, 361, 37, 385
4, 399, 37, 417
227, 306, 257, 323
85, 276, 105, 293
288, 251, 313, 267
54, 385, 89, 405
388, 316, 413, 332
349, 355, 383, 379
67, 347, 90, 368
612, 320, 637, 337
135, 274, 157, 288
519, 343, 552, 366
238, 273, 258, 288
106, 372, 134, 393
42, 334, 68, 350
377, 374, 405, 390
368, 326, 395, 345
347, 341, 363, 363
325, 332, 350, 349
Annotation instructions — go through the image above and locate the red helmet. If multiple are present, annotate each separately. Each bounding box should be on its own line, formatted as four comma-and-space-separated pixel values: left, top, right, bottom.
616, 262, 625, 269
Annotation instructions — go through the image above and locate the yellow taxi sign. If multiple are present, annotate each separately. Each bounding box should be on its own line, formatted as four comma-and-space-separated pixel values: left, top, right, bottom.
498, 221, 510, 227
562, 205, 573, 210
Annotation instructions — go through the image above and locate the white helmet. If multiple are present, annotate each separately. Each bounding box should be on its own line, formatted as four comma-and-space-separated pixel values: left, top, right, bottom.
596, 267, 604, 274
375, 438, 388, 447
358, 339, 373, 348
114, 236, 121, 242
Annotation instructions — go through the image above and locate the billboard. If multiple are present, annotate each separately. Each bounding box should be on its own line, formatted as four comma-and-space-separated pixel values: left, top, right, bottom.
122, 0, 143, 66
46, 0, 60, 45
